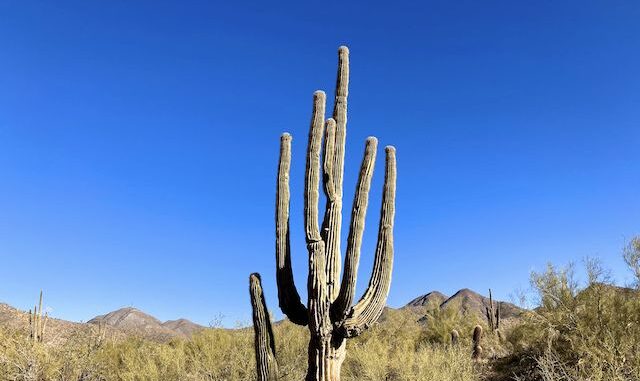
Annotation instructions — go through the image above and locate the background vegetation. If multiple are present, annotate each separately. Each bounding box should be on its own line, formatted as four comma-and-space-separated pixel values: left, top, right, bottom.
0, 238, 638, 381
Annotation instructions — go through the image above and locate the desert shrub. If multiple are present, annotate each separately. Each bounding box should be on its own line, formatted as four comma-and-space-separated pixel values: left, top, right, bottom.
0, 328, 52, 381
344, 309, 479, 381
182, 328, 253, 380
416, 299, 482, 346
509, 237, 640, 381
0, 309, 482, 381
271, 321, 308, 381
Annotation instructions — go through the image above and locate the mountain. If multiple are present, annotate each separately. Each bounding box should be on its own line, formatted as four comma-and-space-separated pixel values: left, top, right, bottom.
89, 307, 164, 330
440, 288, 523, 320
404, 288, 525, 323
88, 307, 204, 339
162, 319, 204, 336
404, 291, 449, 308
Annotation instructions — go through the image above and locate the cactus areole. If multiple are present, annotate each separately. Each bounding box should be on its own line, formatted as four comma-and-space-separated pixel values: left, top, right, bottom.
274, 46, 397, 381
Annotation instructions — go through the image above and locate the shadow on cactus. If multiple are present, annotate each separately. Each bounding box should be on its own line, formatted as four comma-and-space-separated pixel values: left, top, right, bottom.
248, 46, 397, 381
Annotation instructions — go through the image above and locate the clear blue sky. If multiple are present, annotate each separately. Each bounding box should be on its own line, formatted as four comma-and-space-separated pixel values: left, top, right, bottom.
0, 1, 638, 327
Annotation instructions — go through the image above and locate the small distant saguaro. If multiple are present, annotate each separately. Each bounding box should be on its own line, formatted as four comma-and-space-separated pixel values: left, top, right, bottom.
29, 290, 48, 343
472, 325, 483, 360
485, 289, 501, 333
249, 46, 397, 381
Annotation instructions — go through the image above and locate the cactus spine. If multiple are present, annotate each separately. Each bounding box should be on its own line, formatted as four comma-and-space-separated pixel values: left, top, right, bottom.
250, 274, 278, 381
472, 325, 483, 360
252, 46, 396, 381
29, 290, 47, 343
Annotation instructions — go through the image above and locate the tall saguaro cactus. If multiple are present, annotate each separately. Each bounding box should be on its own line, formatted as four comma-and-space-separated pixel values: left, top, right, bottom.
272, 46, 397, 381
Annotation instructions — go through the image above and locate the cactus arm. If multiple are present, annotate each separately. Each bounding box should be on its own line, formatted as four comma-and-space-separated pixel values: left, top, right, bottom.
29, 308, 34, 341
37, 291, 43, 341
305, 91, 326, 244
331, 46, 349, 191
303, 90, 333, 339
338, 146, 396, 338
276, 133, 308, 325
322, 118, 337, 201
33, 305, 37, 340
41, 312, 48, 342
250, 274, 279, 381
322, 46, 350, 302
331, 137, 377, 321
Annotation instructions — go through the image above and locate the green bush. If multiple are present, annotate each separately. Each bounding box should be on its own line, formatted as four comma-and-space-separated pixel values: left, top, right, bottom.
509, 237, 640, 381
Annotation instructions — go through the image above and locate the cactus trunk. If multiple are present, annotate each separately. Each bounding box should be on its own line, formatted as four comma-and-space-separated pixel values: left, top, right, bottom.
307, 338, 346, 381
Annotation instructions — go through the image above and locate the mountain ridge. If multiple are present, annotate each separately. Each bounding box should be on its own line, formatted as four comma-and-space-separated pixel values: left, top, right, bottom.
1, 287, 523, 341
406, 288, 524, 321
88, 307, 204, 338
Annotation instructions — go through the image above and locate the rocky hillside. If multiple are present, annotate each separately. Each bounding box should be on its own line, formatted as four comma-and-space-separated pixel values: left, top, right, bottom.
0, 302, 204, 343
0, 302, 86, 345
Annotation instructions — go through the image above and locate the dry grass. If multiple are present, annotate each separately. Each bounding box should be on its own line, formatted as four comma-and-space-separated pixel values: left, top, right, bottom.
0, 310, 481, 381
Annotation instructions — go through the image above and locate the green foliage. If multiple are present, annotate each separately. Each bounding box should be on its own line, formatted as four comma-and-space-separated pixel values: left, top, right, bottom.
0, 313, 481, 381
509, 238, 640, 381
344, 309, 479, 381
416, 299, 481, 345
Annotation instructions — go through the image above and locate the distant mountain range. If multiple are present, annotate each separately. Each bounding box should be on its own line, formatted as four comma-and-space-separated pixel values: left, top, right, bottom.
405, 291, 449, 308
403, 288, 524, 321
0, 287, 523, 342
88, 307, 204, 339
0, 303, 204, 342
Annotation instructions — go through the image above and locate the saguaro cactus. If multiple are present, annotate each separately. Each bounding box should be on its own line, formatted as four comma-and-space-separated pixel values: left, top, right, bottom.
451, 329, 459, 346
265, 46, 396, 381
249, 274, 278, 381
29, 290, 47, 343
472, 325, 483, 360
485, 289, 501, 333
